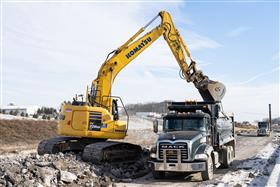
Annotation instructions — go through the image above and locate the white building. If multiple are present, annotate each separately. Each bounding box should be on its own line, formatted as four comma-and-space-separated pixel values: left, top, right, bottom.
0, 105, 39, 116
136, 112, 162, 118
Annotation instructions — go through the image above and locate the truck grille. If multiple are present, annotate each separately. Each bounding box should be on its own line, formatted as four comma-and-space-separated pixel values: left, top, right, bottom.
158, 142, 188, 161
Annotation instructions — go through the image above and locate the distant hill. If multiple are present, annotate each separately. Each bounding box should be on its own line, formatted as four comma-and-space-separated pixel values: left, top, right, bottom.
262, 117, 280, 125
124, 101, 172, 115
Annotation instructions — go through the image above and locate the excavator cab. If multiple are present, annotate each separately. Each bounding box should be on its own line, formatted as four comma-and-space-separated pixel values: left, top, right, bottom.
72, 94, 85, 106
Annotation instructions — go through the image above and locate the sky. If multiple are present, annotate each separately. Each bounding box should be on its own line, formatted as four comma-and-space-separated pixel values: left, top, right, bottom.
1, 0, 279, 122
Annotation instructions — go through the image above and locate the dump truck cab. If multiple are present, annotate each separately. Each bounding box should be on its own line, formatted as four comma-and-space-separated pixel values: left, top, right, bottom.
150, 101, 235, 181
257, 121, 270, 136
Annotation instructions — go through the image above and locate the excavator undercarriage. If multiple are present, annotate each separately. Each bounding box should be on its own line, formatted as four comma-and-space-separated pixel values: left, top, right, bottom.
38, 137, 142, 164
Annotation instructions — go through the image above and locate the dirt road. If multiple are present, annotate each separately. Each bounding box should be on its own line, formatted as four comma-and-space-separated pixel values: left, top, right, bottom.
116, 132, 274, 187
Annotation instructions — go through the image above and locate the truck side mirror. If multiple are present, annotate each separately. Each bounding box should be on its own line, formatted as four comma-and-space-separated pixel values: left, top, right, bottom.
153, 120, 158, 133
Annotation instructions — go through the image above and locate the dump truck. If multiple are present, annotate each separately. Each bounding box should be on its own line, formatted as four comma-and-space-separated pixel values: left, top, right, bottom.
150, 101, 235, 180
257, 121, 270, 136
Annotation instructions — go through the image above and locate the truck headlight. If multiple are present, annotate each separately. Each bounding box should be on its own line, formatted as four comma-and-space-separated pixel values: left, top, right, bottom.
194, 154, 207, 160
150, 153, 157, 158
150, 146, 157, 158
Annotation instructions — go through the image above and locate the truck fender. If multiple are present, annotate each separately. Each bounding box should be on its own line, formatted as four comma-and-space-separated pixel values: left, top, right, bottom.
194, 144, 213, 160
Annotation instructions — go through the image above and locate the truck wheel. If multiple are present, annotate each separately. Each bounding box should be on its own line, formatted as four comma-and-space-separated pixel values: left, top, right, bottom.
152, 170, 165, 179
201, 156, 214, 181
222, 146, 233, 168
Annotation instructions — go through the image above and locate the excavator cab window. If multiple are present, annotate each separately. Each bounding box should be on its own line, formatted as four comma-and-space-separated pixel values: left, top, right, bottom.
112, 99, 119, 121
72, 94, 85, 106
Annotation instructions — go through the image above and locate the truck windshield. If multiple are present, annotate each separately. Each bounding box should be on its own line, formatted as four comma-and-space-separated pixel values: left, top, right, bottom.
258, 123, 268, 128
163, 118, 206, 132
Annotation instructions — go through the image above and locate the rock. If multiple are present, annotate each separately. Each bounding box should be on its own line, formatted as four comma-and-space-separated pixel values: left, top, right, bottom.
91, 172, 97, 178
0, 169, 4, 177
0, 179, 5, 185
249, 172, 255, 178
43, 175, 54, 187
52, 160, 67, 170
4, 172, 16, 185
36, 161, 52, 167
23, 161, 32, 167
21, 168, 28, 174
38, 167, 56, 187
6, 181, 13, 187
83, 170, 91, 176
100, 176, 112, 186
90, 165, 101, 176
35, 154, 41, 159
60, 170, 77, 183
22, 179, 35, 187
34, 182, 44, 187
85, 181, 94, 187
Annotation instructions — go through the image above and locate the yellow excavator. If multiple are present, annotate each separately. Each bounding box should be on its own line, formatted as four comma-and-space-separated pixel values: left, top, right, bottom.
38, 11, 226, 163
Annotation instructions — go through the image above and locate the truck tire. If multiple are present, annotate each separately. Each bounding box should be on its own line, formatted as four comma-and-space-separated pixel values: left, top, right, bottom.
201, 156, 214, 181
152, 170, 165, 179
222, 146, 233, 168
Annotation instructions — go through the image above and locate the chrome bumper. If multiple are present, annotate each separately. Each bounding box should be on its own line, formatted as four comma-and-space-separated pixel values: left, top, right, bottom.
258, 131, 269, 135
151, 161, 206, 172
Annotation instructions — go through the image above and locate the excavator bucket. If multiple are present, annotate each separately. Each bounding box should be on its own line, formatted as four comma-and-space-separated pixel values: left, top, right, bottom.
196, 80, 226, 102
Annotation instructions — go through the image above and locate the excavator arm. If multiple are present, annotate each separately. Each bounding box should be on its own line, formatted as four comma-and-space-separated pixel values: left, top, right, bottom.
90, 11, 225, 111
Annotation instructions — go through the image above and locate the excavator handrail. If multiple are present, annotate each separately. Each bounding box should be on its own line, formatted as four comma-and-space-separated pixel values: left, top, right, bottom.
101, 95, 129, 135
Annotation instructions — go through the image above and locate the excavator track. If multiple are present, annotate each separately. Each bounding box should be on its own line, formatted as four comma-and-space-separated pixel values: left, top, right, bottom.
38, 137, 142, 165
37, 136, 104, 155
82, 141, 142, 164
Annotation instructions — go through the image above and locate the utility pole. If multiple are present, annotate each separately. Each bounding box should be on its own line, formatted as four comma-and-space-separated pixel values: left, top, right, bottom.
269, 104, 272, 133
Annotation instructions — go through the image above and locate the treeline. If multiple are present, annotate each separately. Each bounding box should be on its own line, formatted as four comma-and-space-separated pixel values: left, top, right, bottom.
0, 107, 59, 120
125, 101, 171, 115
2, 110, 28, 117
33, 107, 58, 120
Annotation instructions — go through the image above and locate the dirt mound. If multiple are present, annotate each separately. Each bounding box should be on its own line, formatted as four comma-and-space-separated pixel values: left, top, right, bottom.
0, 120, 58, 145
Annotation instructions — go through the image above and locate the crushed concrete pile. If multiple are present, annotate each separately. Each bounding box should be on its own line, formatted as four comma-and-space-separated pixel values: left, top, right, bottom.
0, 151, 150, 187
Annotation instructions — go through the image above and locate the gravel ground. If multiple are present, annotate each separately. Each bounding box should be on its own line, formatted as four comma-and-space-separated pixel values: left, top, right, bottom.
0, 118, 278, 187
